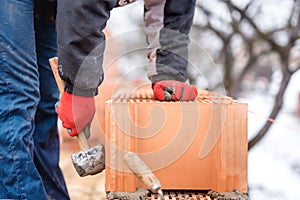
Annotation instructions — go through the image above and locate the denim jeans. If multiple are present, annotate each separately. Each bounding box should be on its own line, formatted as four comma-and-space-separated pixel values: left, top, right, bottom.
0, 0, 69, 199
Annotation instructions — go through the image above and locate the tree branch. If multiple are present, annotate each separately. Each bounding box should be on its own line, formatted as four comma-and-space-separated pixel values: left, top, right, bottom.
248, 71, 292, 149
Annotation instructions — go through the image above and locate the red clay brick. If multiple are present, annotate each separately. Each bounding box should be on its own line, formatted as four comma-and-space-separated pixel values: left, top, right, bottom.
104, 86, 248, 193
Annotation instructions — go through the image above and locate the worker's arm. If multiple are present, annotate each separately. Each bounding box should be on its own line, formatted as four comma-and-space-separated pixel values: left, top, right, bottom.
56, 0, 117, 136
56, 0, 116, 96
144, 0, 198, 101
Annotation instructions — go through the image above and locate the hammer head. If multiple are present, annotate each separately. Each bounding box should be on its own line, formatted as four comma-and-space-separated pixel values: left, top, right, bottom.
71, 144, 105, 177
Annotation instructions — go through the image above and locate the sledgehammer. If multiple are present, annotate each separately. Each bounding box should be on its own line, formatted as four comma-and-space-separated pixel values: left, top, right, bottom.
49, 57, 105, 177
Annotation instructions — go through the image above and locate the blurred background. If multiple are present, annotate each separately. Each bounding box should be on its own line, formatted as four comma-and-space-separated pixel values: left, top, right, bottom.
61, 0, 300, 199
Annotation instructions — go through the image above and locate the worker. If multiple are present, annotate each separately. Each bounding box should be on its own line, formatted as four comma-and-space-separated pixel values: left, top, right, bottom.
56, 0, 198, 136
0, 1, 69, 199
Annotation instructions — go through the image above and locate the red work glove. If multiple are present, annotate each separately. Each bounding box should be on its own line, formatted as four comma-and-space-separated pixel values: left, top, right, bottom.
152, 80, 198, 101
56, 91, 96, 137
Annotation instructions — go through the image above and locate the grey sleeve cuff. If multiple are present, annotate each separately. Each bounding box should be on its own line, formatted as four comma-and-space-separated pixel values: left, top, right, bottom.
149, 73, 187, 83
64, 82, 98, 97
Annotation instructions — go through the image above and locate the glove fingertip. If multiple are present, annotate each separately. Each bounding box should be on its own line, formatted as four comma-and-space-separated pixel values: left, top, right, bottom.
152, 84, 164, 100
69, 130, 78, 137
192, 86, 198, 97
153, 89, 165, 101
66, 127, 78, 137
152, 82, 162, 90
186, 86, 198, 101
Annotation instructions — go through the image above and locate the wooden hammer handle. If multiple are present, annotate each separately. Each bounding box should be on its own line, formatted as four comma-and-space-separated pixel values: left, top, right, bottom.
77, 126, 91, 150
49, 57, 65, 95
49, 57, 90, 151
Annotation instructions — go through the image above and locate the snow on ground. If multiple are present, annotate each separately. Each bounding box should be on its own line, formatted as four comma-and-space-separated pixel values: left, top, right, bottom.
246, 70, 300, 200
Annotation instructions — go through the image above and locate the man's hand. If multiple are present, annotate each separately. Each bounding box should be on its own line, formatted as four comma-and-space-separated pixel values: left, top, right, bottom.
56, 91, 96, 136
152, 80, 198, 101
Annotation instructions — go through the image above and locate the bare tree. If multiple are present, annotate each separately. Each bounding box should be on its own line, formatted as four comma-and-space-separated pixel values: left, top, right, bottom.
192, 0, 300, 149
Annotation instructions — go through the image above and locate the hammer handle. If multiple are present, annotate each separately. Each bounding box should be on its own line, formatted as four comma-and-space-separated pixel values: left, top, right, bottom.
77, 126, 91, 150
49, 57, 64, 94
49, 57, 91, 151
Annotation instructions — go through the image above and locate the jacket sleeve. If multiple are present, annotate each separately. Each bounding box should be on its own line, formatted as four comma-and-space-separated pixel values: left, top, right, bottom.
144, 0, 196, 83
56, 0, 117, 96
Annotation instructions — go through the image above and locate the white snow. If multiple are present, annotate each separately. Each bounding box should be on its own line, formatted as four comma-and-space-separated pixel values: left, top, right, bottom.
246, 70, 300, 200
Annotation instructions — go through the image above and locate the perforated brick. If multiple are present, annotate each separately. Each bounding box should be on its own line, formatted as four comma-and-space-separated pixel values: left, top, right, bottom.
104, 87, 248, 193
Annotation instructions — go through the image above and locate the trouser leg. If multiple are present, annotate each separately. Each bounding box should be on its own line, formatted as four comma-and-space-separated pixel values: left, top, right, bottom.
0, 0, 48, 199
33, 17, 70, 200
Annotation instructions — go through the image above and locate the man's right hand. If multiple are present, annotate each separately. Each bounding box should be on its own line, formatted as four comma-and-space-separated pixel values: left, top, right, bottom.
152, 80, 198, 101
56, 91, 96, 137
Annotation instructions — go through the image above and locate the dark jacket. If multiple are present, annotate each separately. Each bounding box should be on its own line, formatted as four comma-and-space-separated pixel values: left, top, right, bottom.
56, 0, 196, 96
